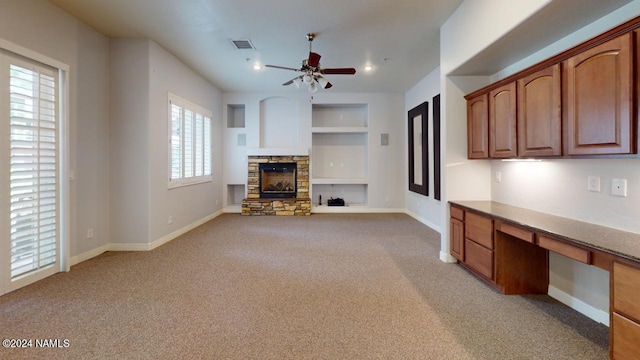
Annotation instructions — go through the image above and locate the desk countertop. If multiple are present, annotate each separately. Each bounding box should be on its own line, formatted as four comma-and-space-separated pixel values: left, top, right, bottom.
450, 201, 640, 262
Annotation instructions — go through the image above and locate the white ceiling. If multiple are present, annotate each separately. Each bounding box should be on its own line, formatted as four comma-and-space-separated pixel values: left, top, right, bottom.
48, 0, 632, 93
48, 0, 463, 93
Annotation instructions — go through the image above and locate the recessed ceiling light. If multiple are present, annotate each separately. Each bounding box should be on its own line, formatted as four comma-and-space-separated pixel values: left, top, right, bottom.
364, 65, 373, 72
253, 63, 262, 70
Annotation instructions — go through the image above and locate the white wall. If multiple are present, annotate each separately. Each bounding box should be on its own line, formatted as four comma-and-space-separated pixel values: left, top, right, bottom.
222, 92, 405, 210
439, 0, 640, 323
0, 0, 111, 258
109, 39, 150, 245
404, 67, 442, 231
147, 41, 223, 242
110, 39, 224, 245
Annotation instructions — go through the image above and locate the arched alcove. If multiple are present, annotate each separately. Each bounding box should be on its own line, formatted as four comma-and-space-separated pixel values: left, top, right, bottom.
259, 96, 298, 148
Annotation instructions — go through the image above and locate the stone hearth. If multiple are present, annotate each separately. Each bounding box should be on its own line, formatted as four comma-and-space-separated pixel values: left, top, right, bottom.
242, 155, 310, 216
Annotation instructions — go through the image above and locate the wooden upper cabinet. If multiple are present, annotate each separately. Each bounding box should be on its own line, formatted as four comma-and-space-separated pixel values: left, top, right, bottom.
517, 64, 562, 157
467, 93, 489, 159
489, 82, 517, 158
564, 33, 634, 155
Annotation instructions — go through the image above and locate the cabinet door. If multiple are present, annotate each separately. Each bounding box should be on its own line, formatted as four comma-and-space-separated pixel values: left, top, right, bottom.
467, 93, 489, 159
489, 82, 517, 158
565, 33, 634, 155
517, 64, 562, 157
450, 218, 464, 261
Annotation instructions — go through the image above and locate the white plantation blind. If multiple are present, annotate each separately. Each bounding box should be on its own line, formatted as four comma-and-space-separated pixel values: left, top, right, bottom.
168, 93, 212, 187
6, 59, 59, 280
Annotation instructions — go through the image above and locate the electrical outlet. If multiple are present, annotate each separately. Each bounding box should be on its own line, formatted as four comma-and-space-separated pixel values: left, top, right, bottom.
495, 171, 502, 182
587, 176, 600, 192
86, 229, 94, 239
611, 179, 627, 197
168, 216, 173, 224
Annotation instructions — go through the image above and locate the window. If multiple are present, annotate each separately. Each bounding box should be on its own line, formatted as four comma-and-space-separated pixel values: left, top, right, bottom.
1, 48, 65, 295
168, 93, 212, 187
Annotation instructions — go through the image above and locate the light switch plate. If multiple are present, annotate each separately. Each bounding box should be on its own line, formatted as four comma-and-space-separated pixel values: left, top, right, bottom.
611, 179, 627, 197
381, 133, 389, 146
587, 176, 600, 192
237, 133, 246, 146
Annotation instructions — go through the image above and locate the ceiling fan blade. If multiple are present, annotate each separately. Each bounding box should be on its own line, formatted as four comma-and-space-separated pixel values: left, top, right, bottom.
308, 52, 321, 68
315, 75, 332, 89
283, 76, 302, 88
265, 64, 300, 72
321, 68, 357, 75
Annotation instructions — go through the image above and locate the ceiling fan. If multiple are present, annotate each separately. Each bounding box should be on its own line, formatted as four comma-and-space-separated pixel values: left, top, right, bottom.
265, 33, 356, 93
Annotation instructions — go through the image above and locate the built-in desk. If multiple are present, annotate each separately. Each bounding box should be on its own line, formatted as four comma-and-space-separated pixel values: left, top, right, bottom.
449, 201, 640, 360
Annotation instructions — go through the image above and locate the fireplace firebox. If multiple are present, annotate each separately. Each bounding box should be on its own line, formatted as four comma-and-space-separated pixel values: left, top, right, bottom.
259, 163, 297, 198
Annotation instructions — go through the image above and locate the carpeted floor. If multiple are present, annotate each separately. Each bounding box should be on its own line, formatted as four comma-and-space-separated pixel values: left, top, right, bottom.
0, 213, 609, 359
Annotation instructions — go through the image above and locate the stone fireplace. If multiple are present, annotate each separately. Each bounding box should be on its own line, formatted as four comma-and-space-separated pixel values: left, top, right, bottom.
242, 155, 310, 216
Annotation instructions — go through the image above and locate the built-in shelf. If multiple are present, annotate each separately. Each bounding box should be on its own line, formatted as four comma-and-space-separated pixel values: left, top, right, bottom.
227, 184, 245, 206
227, 104, 245, 128
312, 103, 368, 128
311, 127, 368, 133
312, 204, 369, 213
311, 132, 367, 179
311, 178, 368, 185
311, 103, 369, 210
312, 183, 367, 207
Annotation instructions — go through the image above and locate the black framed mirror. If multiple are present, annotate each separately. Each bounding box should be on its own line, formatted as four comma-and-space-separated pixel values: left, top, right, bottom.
408, 102, 428, 196
433, 94, 441, 201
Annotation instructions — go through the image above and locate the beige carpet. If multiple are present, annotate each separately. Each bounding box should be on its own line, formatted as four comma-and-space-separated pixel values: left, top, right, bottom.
0, 213, 608, 359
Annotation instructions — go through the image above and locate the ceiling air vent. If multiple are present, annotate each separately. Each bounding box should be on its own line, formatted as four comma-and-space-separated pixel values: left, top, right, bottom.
230, 39, 256, 50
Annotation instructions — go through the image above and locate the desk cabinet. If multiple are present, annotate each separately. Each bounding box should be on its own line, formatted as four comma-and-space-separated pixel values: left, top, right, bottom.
450, 201, 640, 360
464, 212, 494, 280
612, 262, 640, 359
450, 206, 464, 261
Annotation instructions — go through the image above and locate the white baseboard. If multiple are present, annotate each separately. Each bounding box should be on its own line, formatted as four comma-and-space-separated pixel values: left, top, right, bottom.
224, 206, 241, 213
148, 209, 223, 250
69, 244, 111, 266
439, 251, 457, 263
404, 209, 441, 233
69, 210, 224, 267
548, 285, 610, 327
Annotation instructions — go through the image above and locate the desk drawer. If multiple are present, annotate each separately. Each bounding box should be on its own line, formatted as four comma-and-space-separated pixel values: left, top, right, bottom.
496, 221, 534, 243
465, 212, 493, 249
614, 262, 640, 322
465, 239, 494, 279
537, 235, 591, 264
450, 205, 464, 221
612, 312, 640, 360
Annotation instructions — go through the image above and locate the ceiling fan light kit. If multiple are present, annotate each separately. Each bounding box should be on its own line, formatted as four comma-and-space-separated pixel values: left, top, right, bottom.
265, 33, 356, 93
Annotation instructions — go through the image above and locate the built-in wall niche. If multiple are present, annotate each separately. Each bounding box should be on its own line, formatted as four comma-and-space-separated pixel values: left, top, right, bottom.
227, 184, 245, 206
312, 103, 368, 129
312, 133, 368, 180
312, 184, 368, 206
260, 97, 298, 148
227, 104, 245, 128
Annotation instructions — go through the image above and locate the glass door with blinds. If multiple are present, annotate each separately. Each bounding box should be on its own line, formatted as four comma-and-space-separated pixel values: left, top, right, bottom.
1, 50, 61, 295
